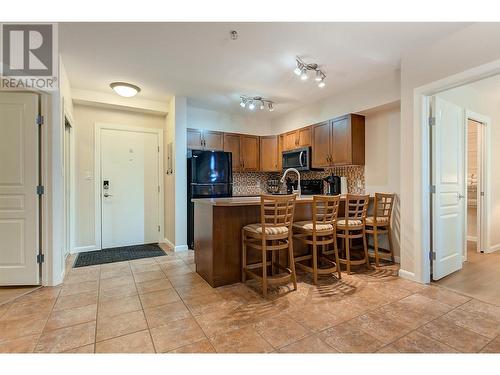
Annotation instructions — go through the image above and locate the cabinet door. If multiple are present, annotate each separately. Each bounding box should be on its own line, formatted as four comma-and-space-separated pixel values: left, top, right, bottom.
312, 121, 331, 167
260, 136, 279, 172
240, 135, 260, 171
223, 133, 241, 172
330, 116, 351, 165
187, 128, 203, 149
284, 131, 298, 150
203, 130, 224, 150
297, 126, 311, 148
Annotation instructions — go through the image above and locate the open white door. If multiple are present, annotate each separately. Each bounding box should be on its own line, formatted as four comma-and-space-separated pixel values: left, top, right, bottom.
100, 127, 160, 249
0, 92, 40, 285
431, 96, 465, 280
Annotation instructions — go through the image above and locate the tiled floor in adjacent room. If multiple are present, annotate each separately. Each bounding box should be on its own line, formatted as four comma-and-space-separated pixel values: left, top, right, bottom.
1, 246, 500, 353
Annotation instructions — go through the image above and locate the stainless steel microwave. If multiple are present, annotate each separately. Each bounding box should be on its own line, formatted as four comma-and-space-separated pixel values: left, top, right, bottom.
282, 147, 317, 171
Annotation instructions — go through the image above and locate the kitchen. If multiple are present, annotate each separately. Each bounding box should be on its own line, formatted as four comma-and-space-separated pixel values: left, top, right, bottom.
187, 108, 399, 289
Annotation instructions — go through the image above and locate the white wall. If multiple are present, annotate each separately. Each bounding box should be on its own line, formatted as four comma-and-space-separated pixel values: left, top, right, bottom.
72, 104, 166, 251
187, 105, 272, 135
363, 103, 401, 258
437, 84, 500, 251
270, 70, 400, 133
399, 23, 500, 283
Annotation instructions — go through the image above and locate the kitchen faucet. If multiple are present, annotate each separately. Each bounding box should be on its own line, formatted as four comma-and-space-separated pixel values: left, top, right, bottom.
280, 168, 301, 198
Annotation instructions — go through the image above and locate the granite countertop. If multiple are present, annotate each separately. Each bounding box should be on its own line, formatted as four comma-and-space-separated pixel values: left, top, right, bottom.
192, 194, 356, 206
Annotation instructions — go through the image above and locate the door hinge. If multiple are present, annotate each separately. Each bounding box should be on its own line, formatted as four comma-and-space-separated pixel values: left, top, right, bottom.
36, 115, 44, 125
429, 251, 436, 261
429, 185, 436, 194
429, 117, 436, 126
157, 146, 160, 152
158, 225, 160, 232
36, 185, 44, 195
158, 186, 160, 193
37, 254, 44, 264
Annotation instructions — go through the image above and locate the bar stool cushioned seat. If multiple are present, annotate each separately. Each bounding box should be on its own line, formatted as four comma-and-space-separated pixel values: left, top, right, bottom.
293, 221, 333, 231
337, 219, 363, 227
366, 216, 390, 225
243, 224, 289, 235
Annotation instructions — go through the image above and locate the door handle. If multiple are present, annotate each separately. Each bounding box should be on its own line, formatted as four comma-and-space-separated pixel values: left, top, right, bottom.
299, 151, 304, 167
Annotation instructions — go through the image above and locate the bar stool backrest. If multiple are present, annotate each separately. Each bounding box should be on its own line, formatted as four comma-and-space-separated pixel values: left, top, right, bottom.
374, 193, 395, 221
313, 195, 341, 229
345, 194, 370, 222
260, 194, 297, 232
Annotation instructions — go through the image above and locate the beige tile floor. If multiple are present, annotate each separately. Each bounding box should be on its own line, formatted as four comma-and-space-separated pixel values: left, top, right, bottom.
1, 247, 499, 353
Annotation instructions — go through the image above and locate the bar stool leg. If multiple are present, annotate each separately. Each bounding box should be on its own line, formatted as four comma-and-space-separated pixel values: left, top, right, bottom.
262, 246, 267, 298
388, 226, 395, 263
271, 246, 276, 276
333, 236, 341, 279
345, 231, 351, 274
373, 227, 380, 267
363, 228, 370, 269
312, 235, 318, 285
242, 229, 247, 283
288, 235, 297, 291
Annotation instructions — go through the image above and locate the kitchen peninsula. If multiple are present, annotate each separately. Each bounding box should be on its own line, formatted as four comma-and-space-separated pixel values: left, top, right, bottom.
193, 195, 371, 287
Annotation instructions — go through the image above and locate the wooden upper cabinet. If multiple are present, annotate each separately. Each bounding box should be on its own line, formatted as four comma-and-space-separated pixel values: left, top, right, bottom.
330, 114, 365, 166
187, 128, 203, 150
187, 128, 223, 151
283, 126, 312, 151
311, 121, 331, 168
297, 126, 311, 148
223, 133, 242, 172
203, 130, 224, 150
240, 135, 260, 171
260, 136, 279, 172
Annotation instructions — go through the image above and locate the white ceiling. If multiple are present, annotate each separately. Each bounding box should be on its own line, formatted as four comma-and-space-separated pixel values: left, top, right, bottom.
468, 73, 500, 101
60, 22, 470, 118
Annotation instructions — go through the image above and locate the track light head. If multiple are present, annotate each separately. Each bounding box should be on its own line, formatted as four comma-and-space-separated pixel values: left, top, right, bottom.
300, 68, 308, 80
318, 79, 326, 88
315, 70, 323, 82
268, 102, 274, 112
240, 97, 246, 107
248, 100, 255, 110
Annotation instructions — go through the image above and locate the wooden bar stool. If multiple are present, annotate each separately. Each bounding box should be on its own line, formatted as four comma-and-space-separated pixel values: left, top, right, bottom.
336, 194, 370, 274
365, 193, 396, 266
241, 194, 297, 298
292, 195, 341, 284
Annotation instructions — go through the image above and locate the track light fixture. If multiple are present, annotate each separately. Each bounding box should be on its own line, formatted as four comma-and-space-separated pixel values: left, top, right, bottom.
239, 95, 275, 112
294, 57, 326, 88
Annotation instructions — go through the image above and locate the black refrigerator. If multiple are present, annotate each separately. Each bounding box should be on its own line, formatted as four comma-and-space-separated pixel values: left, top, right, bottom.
187, 150, 233, 249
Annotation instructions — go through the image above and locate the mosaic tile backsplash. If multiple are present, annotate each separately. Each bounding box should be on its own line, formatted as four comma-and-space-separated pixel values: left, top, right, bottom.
232, 166, 365, 196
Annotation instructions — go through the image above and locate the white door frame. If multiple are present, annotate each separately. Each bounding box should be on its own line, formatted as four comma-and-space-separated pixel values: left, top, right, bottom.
63, 106, 76, 259
464, 111, 491, 257
414, 60, 500, 284
94, 123, 164, 251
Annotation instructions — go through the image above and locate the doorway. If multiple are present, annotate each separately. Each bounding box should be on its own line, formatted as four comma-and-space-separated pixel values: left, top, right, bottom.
94, 124, 164, 250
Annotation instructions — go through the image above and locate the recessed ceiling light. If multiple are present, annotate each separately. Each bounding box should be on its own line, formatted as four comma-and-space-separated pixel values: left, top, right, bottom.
110, 82, 141, 97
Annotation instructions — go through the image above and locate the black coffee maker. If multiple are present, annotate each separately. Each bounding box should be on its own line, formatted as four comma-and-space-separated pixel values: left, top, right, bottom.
323, 175, 341, 195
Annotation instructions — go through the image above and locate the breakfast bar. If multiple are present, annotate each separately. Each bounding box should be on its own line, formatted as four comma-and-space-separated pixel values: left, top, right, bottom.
193, 195, 370, 287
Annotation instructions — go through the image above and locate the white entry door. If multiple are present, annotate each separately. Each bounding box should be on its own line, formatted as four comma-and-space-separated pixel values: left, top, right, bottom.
100, 127, 160, 249
0, 92, 40, 285
431, 96, 465, 280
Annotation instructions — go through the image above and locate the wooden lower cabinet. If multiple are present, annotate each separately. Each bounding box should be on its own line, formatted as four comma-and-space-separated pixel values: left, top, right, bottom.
259, 135, 279, 172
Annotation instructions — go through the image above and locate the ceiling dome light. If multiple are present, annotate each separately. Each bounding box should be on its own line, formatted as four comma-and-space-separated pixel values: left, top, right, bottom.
318, 79, 326, 88
248, 100, 255, 110
268, 102, 274, 112
110, 82, 141, 97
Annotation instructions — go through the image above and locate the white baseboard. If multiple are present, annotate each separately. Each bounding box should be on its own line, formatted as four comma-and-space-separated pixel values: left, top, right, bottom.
398, 269, 416, 282
467, 236, 477, 242
71, 245, 99, 254
174, 245, 189, 252
486, 243, 500, 254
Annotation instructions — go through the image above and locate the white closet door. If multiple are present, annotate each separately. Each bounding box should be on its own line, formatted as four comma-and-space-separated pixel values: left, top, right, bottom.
0, 92, 40, 285
431, 96, 465, 280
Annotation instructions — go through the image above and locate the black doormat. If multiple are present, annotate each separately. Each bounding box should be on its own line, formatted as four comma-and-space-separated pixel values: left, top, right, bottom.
73, 243, 167, 268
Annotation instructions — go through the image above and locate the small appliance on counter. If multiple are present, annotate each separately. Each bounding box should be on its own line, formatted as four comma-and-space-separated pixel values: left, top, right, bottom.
266, 178, 281, 194
286, 179, 324, 195
323, 175, 348, 195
